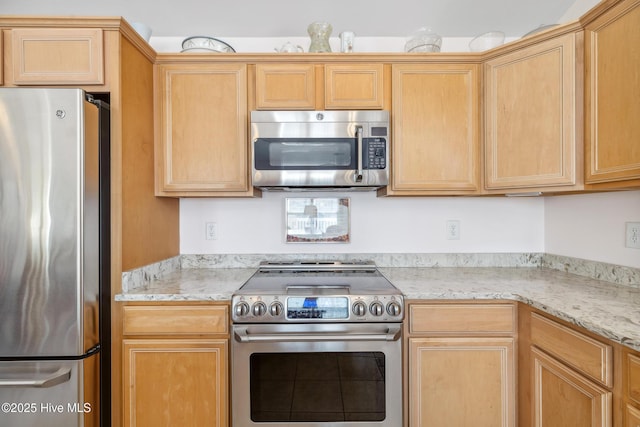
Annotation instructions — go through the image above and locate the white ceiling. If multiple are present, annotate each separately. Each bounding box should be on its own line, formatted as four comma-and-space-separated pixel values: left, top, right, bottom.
5, 0, 586, 38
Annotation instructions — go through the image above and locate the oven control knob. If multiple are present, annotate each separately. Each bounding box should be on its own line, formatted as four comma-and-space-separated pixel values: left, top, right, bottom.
269, 301, 284, 317
252, 301, 267, 317
352, 301, 367, 317
234, 302, 250, 317
369, 301, 384, 316
386, 301, 402, 317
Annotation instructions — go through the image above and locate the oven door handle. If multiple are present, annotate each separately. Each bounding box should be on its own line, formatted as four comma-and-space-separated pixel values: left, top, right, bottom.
234, 326, 401, 343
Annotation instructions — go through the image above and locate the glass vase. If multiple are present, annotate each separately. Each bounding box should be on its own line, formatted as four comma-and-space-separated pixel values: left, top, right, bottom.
307, 22, 332, 53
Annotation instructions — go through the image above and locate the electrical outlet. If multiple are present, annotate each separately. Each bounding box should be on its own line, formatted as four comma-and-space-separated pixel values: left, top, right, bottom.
626, 222, 640, 249
205, 222, 218, 240
446, 220, 460, 240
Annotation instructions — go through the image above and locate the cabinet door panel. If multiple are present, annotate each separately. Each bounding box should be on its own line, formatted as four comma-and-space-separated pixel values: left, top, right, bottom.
0, 37, 3, 85
156, 63, 250, 194
123, 339, 228, 427
255, 64, 315, 110
629, 353, 640, 406
390, 64, 480, 193
485, 33, 579, 190
409, 337, 515, 427
627, 404, 640, 427
324, 64, 384, 109
11, 28, 104, 85
532, 347, 611, 427
585, 0, 640, 183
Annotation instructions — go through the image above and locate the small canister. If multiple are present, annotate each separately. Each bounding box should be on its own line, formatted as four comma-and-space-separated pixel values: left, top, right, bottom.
339, 31, 355, 53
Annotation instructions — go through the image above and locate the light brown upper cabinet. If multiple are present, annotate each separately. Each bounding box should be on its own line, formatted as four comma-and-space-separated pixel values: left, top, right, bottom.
155, 62, 256, 197
382, 63, 480, 195
255, 63, 316, 110
324, 64, 384, 109
10, 28, 104, 85
0, 37, 3, 85
254, 63, 385, 110
484, 32, 583, 193
584, 0, 640, 187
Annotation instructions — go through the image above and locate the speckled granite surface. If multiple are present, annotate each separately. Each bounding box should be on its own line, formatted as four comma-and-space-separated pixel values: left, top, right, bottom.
118, 267, 256, 301
379, 267, 640, 351
116, 253, 640, 351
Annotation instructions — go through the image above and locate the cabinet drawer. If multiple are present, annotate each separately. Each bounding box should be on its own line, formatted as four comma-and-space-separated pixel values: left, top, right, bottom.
409, 303, 515, 334
531, 313, 612, 386
629, 353, 640, 406
123, 305, 228, 336
11, 28, 104, 85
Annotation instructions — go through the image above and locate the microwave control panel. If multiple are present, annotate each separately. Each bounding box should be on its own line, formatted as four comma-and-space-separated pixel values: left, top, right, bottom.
364, 138, 387, 169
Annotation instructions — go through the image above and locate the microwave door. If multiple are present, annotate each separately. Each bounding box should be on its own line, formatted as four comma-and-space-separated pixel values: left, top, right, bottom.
255, 138, 355, 170
253, 137, 364, 187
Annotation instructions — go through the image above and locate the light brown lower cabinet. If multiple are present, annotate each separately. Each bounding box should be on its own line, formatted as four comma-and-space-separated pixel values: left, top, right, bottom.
523, 309, 617, 427
532, 347, 612, 427
407, 302, 517, 427
409, 336, 515, 426
121, 304, 229, 427
627, 404, 640, 427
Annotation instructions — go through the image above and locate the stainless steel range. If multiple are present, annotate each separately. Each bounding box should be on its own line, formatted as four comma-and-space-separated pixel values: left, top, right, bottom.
231, 261, 404, 427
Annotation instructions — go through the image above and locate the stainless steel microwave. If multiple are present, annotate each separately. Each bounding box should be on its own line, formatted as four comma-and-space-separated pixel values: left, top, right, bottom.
251, 110, 389, 190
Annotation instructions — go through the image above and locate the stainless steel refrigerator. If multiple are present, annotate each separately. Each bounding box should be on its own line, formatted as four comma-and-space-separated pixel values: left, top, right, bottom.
0, 88, 110, 427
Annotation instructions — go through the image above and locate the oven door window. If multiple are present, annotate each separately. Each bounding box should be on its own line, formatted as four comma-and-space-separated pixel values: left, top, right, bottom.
249, 352, 385, 422
254, 138, 356, 170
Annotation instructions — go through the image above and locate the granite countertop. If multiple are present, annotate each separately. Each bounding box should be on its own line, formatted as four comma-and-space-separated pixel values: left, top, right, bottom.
116, 266, 640, 352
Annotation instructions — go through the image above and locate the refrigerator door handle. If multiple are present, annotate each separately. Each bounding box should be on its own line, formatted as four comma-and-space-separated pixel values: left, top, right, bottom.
0, 367, 71, 388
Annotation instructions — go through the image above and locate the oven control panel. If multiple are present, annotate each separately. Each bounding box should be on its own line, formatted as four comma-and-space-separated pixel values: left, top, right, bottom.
232, 294, 404, 323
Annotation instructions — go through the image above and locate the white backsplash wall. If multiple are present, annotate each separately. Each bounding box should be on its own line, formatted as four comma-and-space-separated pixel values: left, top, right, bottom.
545, 190, 640, 268
180, 192, 545, 255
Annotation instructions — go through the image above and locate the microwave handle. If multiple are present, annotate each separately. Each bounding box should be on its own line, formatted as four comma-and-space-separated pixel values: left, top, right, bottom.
355, 125, 364, 182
